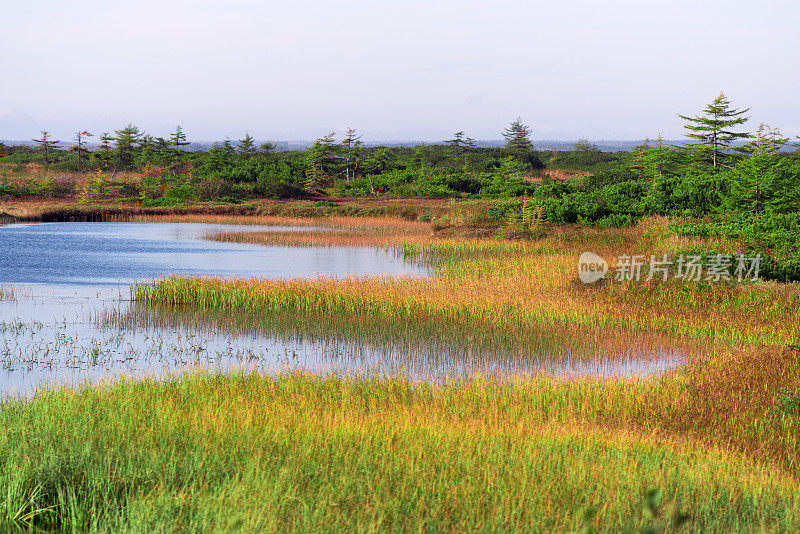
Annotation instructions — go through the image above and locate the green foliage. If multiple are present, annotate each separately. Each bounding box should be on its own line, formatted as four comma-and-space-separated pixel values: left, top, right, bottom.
724, 125, 800, 214
30, 177, 56, 198
502, 117, 533, 153
304, 133, 339, 190
678, 91, 750, 169
335, 169, 535, 198
114, 124, 143, 169
672, 213, 800, 281
32, 131, 61, 167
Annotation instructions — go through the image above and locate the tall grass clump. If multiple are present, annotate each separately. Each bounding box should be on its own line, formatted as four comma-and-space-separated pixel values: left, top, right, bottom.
0, 285, 15, 300
1, 371, 800, 532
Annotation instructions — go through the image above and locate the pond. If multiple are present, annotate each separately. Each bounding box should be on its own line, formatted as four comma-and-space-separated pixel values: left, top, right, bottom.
0, 222, 684, 395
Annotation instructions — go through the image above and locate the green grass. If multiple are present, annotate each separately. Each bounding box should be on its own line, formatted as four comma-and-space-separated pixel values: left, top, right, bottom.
2, 371, 799, 532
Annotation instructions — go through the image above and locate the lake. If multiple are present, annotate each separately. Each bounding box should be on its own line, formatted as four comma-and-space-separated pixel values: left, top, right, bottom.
0, 222, 684, 395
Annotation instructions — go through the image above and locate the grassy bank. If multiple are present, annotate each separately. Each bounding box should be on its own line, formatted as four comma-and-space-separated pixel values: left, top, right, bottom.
2, 371, 800, 532
139, 216, 800, 347
0, 197, 452, 223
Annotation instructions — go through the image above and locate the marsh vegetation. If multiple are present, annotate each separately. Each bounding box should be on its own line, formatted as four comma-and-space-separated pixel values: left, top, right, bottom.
1, 95, 800, 531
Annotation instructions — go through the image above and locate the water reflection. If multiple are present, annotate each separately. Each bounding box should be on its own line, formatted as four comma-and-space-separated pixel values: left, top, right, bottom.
0, 221, 688, 396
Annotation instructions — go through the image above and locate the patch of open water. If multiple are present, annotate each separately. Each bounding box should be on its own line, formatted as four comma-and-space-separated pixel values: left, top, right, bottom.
0, 222, 684, 396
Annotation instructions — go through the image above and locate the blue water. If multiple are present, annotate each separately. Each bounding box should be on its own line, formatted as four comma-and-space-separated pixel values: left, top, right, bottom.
0, 222, 683, 396
0, 222, 431, 396
0, 222, 426, 285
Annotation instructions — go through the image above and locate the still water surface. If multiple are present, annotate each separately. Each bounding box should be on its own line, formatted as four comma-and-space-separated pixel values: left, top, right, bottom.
0, 222, 683, 395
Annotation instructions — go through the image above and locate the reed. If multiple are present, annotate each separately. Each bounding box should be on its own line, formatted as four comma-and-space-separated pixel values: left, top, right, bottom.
131, 216, 800, 471
12, 213, 792, 531
136, 247, 800, 347
1, 371, 799, 532
0, 285, 15, 300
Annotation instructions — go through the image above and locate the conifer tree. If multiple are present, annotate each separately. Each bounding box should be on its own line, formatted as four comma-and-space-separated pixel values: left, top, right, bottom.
502, 118, 533, 152
96, 132, 115, 170
114, 124, 143, 169
32, 131, 61, 167
727, 124, 797, 214
304, 133, 338, 190
99, 132, 113, 151
138, 134, 156, 162
154, 137, 172, 163
237, 132, 256, 158
259, 141, 277, 155
205, 138, 236, 172
70, 130, 93, 171
678, 92, 750, 169
170, 125, 190, 152
446, 131, 466, 148
341, 127, 362, 181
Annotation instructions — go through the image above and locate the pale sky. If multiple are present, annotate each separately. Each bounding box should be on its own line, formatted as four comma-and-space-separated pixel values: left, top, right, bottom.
1, 0, 798, 143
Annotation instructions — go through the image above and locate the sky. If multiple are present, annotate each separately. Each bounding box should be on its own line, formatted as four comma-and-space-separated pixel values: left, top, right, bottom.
1, 0, 798, 143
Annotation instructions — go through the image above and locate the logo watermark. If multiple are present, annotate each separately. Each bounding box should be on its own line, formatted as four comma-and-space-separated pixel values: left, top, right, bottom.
579, 252, 761, 284
578, 252, 609, 284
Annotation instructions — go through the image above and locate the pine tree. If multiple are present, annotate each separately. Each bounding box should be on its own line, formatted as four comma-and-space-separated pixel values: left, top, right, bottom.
631, 133, 679, 180
96, 132, 115, 170
341, 127, 362, 181
114, 124, 143, 169
502, 117, 533, 152
170, 125, 190, 152
99, 132, 113, 151
237, 132, 256, 158
206, 139, 236, 172
304, 133, 338, 190
678, 92, 750, 169
32, 131, 61, 167
154, 137, 172, 163
70, 131, 93, 171
446, 131, 466, 148
727, 124, 796, 214
139, 134, 156, 162
368, 147, 397, 174
574, 138, 599, 152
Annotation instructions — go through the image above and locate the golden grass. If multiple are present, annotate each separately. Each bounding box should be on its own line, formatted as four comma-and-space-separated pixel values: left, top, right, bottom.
133, 214, 800, 475
3, 371, 800, 531
198, 216, 800, 346
3, 211, 799, 529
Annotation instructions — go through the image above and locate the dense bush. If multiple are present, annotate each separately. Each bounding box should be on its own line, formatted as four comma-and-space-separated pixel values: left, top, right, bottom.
672, 213, 800, 281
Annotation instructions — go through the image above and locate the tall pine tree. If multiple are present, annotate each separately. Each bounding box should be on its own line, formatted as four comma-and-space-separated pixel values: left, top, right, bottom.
170, 125, 190, 152
678, 92, 750, 169
114, 124, 143, 169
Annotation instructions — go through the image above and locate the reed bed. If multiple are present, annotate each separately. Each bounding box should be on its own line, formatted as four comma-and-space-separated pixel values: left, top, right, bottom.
104, 301, 700, 380
1, 371, 799, 532
9, 213, 793, 530
132, 216, 800, 469
0, 285, 15, 300
136, 253, 800, 348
